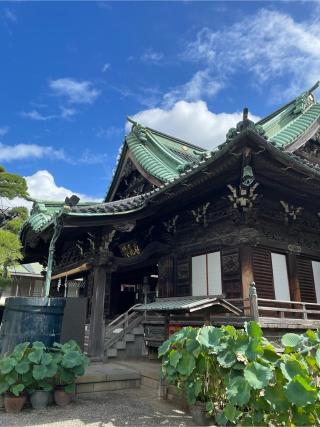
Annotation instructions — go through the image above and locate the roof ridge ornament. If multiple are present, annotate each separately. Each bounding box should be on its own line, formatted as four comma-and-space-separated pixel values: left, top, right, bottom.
293, 81, 319, 115
226, 107, 267, 142
130, 120, 148, 144
293, 91, 316, 115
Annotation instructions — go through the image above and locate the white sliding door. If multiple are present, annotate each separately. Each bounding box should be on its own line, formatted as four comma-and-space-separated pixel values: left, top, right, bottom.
192, 254, 207, 296
192, 251, 222, 296
271, 252, 291, 301
312, 261, 320, 303
207, 252, 222, 295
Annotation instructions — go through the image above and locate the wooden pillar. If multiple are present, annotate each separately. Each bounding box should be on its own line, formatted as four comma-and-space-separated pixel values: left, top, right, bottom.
88, 265, 111, 358
240, 246, 254, 315
158, 255, 175, 297
287, 254, 301, 302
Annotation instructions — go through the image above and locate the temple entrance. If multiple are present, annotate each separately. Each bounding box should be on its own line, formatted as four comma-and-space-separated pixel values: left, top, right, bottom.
109, 264, 158, 319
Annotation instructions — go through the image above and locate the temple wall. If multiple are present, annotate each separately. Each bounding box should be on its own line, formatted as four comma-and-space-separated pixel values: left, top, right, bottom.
155, 191, 320, 301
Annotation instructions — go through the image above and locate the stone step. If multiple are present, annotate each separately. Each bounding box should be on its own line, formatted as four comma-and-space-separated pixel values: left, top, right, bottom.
89, 356, 103, 363
124, 333, 134, 342
105, 327, 124, 338
115, 340, 126, 350
76, 363, 141, 396
132, 326, 144, 335
107, 348, 118, 358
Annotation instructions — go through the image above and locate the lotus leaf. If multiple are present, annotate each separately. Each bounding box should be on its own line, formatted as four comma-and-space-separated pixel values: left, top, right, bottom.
281, 333, 302, 348
0, 357, 16, 374
11, 383, 25, 397
244, 362, 273, 389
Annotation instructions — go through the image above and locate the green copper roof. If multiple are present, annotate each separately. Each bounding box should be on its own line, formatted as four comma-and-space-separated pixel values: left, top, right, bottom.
22, 84, 320, 241
126, 120, 207, 182
260, 83, 320, 149
22, 200, 99, 234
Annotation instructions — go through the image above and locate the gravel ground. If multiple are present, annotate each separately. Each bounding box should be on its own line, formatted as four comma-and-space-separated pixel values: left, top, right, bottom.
0, 388, 194, 427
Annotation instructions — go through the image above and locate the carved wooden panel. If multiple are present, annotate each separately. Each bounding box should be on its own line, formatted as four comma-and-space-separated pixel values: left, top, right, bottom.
175, 257, 191, 296
221, 248, 241, 298
158, 255, 175, 298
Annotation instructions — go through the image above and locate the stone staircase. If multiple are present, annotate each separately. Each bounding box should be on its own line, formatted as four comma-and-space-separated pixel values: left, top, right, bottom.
104, 305, 146, 360
84, 305, 146, 361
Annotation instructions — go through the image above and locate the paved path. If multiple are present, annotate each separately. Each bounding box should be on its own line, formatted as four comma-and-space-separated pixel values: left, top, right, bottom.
0, 388, 194, 427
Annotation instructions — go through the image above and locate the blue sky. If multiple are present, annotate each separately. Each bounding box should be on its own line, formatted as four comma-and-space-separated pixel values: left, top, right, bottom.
1, 1, 319, 202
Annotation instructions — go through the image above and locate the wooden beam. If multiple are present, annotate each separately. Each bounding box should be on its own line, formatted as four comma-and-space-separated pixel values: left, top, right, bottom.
240, 246, 254, 315
51, 263, 91, 280
88, 265, 110, 358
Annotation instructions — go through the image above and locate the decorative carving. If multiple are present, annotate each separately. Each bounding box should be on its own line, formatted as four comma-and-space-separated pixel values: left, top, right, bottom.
227, 182, 259, 212
86, 233, 96, 252
75, 240, 84, 257
226, 108, 267, 141
191, 202, 210, 227
131, 122, 148, 143
114, 160, 154, 200
99, 231, 116, 252
119, 241, 141, 257
221, 253, 240, 275
163, 215, 179, 235
293, 91, 315, 115
287, 244, 302, 254
114, 222, 136, 233
64, 194, 80, 208
296, 137, 320, 165
280, 200, 303, 225
177, 162, 192, 173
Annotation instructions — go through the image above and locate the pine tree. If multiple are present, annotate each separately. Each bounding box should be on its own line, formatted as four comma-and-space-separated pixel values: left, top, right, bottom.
0, 167, 29, 288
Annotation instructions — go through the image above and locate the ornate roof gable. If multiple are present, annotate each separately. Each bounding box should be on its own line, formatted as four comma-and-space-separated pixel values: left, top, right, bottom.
105, 118, 207, 202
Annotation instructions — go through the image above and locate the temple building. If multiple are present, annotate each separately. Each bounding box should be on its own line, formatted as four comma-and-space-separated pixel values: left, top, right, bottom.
21, 84, 320, 359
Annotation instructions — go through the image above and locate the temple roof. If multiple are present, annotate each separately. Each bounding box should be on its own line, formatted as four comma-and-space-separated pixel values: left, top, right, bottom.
105, 120, 207, 201
260, 82, 320, 149
21, 83, 320, 241
26, 200, 98, 233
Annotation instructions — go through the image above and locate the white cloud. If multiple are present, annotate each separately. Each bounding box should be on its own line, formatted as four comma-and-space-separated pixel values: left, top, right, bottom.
49, 78, 100, 104
102, 63, 110, 72
60, 106, 76, 119
128, 100, 260, 150
141, 48, 164, 63
2, 197, 33, 211
184, 9, 320, 100
1, 170, 100, 212
78, 149, 108, 165
0, 143, 66, 162
0, 126, 9, 137
163, 69, 223, 108
25, 170, 100, 202
21, 110, 55, 121
97, 126, 123, 139
21, 106, 76, 121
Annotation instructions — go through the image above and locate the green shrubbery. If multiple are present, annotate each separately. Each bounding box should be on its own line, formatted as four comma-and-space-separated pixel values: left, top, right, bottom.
0, 340, 88, 396
159, 322, 320, 426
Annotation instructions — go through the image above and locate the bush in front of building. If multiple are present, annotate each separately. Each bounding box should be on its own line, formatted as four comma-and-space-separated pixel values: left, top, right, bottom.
159, 322, 320, 426
0, 340, 88, 412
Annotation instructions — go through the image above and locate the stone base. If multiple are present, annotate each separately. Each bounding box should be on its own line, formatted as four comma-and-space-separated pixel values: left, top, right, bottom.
76, 363, 141, 396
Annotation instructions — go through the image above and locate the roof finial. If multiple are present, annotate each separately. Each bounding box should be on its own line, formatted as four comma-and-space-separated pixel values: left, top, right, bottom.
243, 107, 249, 122
308, 81, 320, 94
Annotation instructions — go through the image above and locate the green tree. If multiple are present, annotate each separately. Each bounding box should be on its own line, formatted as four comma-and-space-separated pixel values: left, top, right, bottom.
0, 167, 29, 288
0, 166, 28, 199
